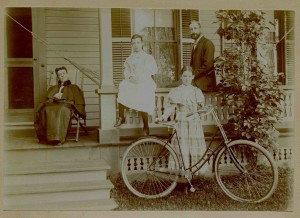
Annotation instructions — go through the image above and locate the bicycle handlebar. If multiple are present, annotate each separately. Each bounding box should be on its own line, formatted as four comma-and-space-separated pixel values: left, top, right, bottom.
186, 106, 214, 118
155, 106, 214, 126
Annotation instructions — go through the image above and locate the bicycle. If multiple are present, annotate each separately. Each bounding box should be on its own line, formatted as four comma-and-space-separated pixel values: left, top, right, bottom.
121, 106, 278, 203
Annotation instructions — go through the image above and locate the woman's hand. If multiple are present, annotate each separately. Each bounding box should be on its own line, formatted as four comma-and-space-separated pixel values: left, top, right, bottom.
46, 99, 53, 104
53, 93, 62, 99
125, 75, 138, 83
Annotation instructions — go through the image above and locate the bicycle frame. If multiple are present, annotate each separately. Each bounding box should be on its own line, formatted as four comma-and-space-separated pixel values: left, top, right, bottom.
122, 107, 279, 202
158, 107, 247, 176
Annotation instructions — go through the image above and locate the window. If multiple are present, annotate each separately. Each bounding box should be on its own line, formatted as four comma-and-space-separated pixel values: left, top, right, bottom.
111, 8, 219, 87
111, 9, 200, 88
6, 7, 34, 109
275, 11, 295, 86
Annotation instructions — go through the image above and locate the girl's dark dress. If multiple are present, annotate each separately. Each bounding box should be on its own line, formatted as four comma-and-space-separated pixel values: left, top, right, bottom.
34, 80, 86, 144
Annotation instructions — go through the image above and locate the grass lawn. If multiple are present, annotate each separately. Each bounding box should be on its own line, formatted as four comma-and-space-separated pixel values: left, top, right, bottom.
109, 167, 293, 211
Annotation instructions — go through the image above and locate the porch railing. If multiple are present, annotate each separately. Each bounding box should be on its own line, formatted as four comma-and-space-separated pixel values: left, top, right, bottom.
96, 86, 294, 130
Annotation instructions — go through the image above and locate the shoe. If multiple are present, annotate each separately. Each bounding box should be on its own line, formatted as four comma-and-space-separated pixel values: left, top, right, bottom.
114, 117, 125, 127
143, 126, 149, 136
48, 140, 61, 146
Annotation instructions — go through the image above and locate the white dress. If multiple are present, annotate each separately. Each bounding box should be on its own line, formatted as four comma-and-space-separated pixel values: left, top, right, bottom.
162, 84, 208, 175
117, 50, 158, 115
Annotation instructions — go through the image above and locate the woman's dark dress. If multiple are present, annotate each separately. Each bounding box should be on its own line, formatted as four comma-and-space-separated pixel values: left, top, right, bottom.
34, 80, 86, 144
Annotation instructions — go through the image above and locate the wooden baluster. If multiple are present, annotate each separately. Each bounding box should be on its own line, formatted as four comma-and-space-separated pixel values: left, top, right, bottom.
288, 92, 293, 119
155, 95, 159, 118
129, 108, 133, 124
133, 158, 138, 171
278, 149, 282, 160
140, 158, 144, 170
207, 153, 211, 165
115, 98, 119, 120
284, 94, 288, 118
284, 148, 287, 160
127, 158, 131, 171
135, 111, 140, 124
160, 96, 165, 116
223, 151, 227, 164
165, 156, 168, 168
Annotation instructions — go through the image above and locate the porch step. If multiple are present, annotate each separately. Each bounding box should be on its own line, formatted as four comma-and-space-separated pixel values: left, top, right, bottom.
4, 121, 34, 130
4, 160, 110, 186
4, 180, 114, 207
4, 198, 118, 211
3, 159, 118, 210
5, 159, 110, 175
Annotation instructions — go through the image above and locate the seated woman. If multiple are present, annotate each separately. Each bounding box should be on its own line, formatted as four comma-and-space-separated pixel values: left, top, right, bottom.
34, 66, 86, 145
114, 34, 158, 136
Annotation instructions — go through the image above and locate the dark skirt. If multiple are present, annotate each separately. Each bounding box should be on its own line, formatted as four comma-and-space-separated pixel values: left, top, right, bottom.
35, 102, 73, 144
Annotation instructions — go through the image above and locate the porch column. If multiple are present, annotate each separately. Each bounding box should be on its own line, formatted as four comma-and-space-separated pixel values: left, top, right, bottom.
97, 8, 119, 144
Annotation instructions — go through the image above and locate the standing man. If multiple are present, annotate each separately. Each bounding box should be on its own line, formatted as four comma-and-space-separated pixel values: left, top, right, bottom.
190, 20, 216, 92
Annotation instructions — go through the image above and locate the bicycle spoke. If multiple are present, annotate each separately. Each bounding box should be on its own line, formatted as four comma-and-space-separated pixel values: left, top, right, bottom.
122, 138, 179, 198
215, 140, 278, 203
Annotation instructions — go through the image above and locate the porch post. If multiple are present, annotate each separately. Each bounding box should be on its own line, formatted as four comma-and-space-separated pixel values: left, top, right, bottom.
97, 8, 119, 144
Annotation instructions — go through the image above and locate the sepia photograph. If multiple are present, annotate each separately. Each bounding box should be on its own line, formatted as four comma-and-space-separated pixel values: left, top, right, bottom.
0, 0, 298, 218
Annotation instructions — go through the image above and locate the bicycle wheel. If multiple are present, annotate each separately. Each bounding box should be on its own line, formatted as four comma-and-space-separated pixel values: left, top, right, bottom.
121, 137, 180, 198
214, 140, 278, 203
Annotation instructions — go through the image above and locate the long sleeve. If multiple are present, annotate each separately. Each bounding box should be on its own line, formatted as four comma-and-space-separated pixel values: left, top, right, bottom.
193, 40, 215, 80
123, 60, 131, 79
195, 87, 205, 104
161, 88, 178, 120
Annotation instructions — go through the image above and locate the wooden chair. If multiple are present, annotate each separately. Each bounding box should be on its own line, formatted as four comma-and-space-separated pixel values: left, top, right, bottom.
69, 111, 88, 142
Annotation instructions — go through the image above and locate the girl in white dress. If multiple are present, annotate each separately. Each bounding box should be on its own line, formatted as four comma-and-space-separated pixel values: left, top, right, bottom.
156, 66, 208, 175
114, 34, 158, 136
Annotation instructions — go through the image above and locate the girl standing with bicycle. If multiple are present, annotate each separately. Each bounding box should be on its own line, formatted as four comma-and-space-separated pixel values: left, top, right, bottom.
156, 66, 208, 175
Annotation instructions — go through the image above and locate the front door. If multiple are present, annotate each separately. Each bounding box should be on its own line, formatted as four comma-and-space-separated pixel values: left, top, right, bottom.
5, 7, 46, 124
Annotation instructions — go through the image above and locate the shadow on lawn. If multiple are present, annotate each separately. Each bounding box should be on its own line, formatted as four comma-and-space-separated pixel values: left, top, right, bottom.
109, 167, 293, 211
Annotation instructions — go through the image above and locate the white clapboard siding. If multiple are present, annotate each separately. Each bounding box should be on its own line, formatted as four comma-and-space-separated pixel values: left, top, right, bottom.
47, 51, 100, 58
47, 58, 100, 65
45, 8, 100, 127
47, 44, 100, 52
199, 10, 221, 57
182, 10, 221, 66
46, 31, 99, 38
45, 8, 98, 17
46, 24, 99, 32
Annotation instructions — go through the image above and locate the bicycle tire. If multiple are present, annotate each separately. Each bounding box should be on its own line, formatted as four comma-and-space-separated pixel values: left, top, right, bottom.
214, 140, 278, 203
121, 137, 180, 198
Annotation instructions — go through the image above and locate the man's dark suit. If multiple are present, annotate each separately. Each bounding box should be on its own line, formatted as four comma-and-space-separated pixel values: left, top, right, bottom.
190, 36, 216, 92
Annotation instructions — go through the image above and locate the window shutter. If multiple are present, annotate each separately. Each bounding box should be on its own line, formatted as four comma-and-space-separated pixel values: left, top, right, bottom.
111, 8, 131, 87
181, 10, 199, 69
285, 11, 294, 86
181, 10, 199, 38
112, 42, 131, 86
182, 43, 192, 66
111, 8, 131, 37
